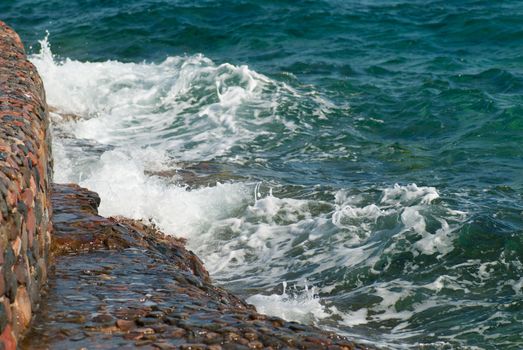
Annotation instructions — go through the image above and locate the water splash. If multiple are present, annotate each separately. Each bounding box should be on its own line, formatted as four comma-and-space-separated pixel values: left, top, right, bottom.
247, 282, 329, 324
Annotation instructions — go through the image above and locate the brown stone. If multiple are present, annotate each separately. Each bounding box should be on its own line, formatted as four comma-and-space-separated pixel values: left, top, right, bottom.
20, 228, 28, 254
204, 331, 220, 340
20, 189, 33, 208
13, 260, 28, 286
10, 238, 20, 258
123, 331, 145, 341
225, 332, 240, 341
247, 341, 263, 349
244, 332, 258, 341
116, 319, 136, 331
25, 207, 35, 238
169, 327, 186, 338
134, 339, 154, 347
13, 286, 31, 330
91, 314, 115, 324
5, 190, 17, 208
237, 337, 250, 346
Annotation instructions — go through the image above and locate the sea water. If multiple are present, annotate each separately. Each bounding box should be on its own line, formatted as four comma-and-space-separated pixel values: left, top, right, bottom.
2, 1, 523, 348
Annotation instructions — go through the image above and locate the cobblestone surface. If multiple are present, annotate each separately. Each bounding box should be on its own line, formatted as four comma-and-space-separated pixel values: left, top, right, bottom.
0, 20, 53, 347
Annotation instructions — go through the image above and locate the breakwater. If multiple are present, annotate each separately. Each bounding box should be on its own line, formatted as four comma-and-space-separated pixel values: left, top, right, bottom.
0, 21, 373, 350
0, 21, 52, 346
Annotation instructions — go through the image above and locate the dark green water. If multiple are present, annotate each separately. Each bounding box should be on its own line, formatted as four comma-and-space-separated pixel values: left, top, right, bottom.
2, 1, 523, 348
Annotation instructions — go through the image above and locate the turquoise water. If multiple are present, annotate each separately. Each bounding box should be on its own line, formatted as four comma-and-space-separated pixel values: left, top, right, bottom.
3, 1, 523, 348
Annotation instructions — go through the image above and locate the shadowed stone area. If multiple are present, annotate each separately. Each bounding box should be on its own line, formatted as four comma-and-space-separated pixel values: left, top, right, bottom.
22, 184, 375, 350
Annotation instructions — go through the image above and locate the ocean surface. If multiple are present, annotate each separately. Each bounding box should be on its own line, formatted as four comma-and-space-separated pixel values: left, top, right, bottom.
3, 1, 523, 348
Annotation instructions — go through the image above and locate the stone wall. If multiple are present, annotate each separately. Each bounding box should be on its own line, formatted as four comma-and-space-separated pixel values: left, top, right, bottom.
0, 21, 53, 347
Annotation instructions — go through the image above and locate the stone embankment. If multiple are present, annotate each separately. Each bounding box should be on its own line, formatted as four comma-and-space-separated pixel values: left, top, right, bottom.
0, 21, 375, 349
0, 21, 53, 347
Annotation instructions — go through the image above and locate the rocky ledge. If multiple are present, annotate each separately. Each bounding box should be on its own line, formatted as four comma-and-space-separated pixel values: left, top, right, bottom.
22, 183, 373, 350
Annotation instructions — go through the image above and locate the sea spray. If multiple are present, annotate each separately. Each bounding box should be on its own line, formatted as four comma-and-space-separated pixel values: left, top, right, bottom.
247, 282, 329, 325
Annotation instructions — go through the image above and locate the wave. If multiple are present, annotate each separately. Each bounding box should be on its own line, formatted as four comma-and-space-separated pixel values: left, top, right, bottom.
30, 35, 523, 349
31, 35, 294, 161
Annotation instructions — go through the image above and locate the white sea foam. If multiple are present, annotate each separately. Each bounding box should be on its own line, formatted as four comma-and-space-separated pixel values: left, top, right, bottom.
79, 147, 251, 237
30, 35, 288, 162
340, 308, 369, 327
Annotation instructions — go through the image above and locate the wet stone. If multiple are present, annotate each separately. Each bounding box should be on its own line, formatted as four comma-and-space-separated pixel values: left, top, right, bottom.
222, 344, 249, 350
0, 20, 53, 334
116, 319, 136, 331
92, 314, 115, 325
123, 331, 145, 341
137, 317, 161, 327
19, 183, 375, 350
135, 327, 155, 335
